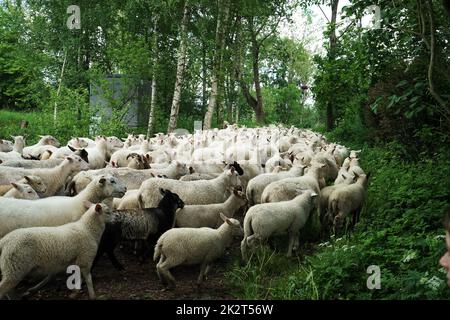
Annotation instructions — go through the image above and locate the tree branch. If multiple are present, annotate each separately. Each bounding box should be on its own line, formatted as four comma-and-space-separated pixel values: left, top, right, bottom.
318, 5, 330, 23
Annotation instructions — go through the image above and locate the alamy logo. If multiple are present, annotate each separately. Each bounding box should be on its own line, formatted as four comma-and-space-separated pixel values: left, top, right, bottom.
67, 5, 81, 30
366, 265, 381, 289
66, 265, 81, 290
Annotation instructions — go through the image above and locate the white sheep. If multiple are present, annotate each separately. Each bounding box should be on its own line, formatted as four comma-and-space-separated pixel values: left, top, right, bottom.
246, 164, 306, 206
0, 174, 126, 238
0, 175, 46, 196
2, 182, 39, 200
260, 163, 325, 203
264, 153, 292, 173
0, 202, 109, 299
0, 155, 89, 197
124, 167, 241, 209
318, 174, 355, 229
66, 163, 185, 196
0, 140, 13, 152
22, 135, 60, 159
175, 188, 247, 228
85, 137, 109, 169
154, 213, 242, 287
241, 190, 317, 260
0, 136, 26, 162
327, 172, 371, 234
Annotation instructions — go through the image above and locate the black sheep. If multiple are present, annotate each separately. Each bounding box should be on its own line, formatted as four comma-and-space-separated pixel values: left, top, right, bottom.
92, 188, 184, 271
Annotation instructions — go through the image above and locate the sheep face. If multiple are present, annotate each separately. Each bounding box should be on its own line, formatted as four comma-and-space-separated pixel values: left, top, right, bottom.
159, 188, 185, 211
84, 201, 112, 224
226, 168, 241, 188
97, 175, 127, 198
0, 140, 13, 152
220, 213, 243, 237
69, 137, 89, 148
24, 175, 46, 194
8, 183, 39, 200
107, 136, 124, 148
65, 155, 90, 172
40, 135, 60, 147
175, 162, 189, 176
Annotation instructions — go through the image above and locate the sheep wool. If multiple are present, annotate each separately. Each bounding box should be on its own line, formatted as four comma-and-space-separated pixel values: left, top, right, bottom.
154, 213, 242, 287
241, 190, 317, 260
0, 202, 109, 299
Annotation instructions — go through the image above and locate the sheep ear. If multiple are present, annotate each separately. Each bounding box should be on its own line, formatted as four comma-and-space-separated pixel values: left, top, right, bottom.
159, 188, 166, 196
11, 182, 20, 190
83, 200, 93, 209
24, 175, 31, 182
94, 203, 102, 214
219, 212, 228, 223
310, 192, 318, 198
68, 145, 76, 152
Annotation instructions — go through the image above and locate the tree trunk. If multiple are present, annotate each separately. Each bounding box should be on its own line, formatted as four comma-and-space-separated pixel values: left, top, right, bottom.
147, 16, 159, 139
168, 0, 190, 133
234, 16, 266, 124
53, 51, 67, 124
326, 0, 339, 132
250, 28, 266, 124
201, 40, 207, 115
203, 0, 230, 129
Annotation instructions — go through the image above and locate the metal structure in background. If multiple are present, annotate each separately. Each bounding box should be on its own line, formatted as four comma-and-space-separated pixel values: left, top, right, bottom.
89, 74, 151, 135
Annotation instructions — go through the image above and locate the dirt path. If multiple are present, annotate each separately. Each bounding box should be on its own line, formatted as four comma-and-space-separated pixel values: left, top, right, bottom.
23, 242, 240, 300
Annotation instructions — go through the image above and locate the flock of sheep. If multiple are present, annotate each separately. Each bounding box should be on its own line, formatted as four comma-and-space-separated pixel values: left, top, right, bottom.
0, 124, 369, 299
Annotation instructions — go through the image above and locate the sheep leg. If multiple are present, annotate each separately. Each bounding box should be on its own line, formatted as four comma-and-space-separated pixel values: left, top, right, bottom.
241, 238, 248, 262
155, 254, 168, 285
81, 268, 96, 300
0, 278, 20, 300
293, 235, 300, 252
196, 262, 208, 285
333, 212, 345, 236
107, 251, 124, 271
156, 260, 176, 288
23, 275, 53, 297
287, 233, 296, 257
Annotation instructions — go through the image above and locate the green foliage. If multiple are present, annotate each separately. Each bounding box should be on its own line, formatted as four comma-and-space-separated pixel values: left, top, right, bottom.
227, 144, 450, 300
0, 4, 48, 109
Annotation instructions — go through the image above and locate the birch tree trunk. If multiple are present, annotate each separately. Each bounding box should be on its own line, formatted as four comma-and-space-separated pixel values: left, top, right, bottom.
203, 0, 230, 129
326, 0, 339, 132
147, 16, 159, 139
168, 0, 190, 133
53, 51, 67, 124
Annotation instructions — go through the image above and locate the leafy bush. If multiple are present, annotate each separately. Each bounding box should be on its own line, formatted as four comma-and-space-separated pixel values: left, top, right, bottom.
227, 144, 450, 299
